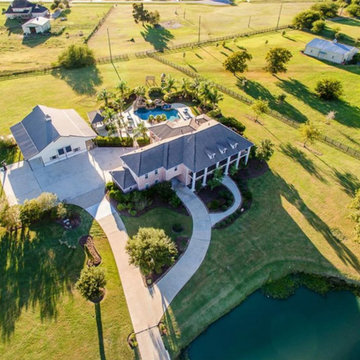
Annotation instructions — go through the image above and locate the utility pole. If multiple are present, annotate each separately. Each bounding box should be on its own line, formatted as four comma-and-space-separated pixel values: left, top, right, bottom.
276, 3, 283, 30
248, 16, 251, 28
107, 28, 121, 81
198, 16, 201, 43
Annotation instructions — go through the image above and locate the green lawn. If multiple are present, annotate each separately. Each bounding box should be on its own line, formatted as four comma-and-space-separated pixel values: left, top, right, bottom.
162, 29, 360, 150
122, 207, 193, 242
0, 205, 134, 360
88, 2, 312, 57
0, 4, 111, 72
162, 94, 360, 357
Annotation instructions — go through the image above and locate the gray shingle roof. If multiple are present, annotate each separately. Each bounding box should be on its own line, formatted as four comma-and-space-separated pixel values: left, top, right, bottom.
10, 105, 96, 160
110, 168, 136, 190
121, 121, 253, 176
87, 110, 104, 125
306, 38, 357, 55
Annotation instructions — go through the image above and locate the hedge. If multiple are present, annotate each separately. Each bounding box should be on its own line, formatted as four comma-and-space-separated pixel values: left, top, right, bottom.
136, 137, 150, 147
95, 136, 133, 147
218, 116, 246, 134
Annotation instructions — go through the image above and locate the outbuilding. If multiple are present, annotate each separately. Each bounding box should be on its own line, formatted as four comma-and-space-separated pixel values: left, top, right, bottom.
10, 105, 96, 169
304, 38, 359, 64
22, 16, 50, 35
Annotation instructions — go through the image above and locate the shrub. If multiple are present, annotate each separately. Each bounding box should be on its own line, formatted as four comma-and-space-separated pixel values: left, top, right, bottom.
311, 19, 326, 34
95, 136, 133, 147
207, 108, 222, 118
147, 86, 164, 98
56, 202, 67, 219
255, 139, 275, 163
347, 4, 360, 17
76, 267, 106, 301
292, 10, 321, 29
148, 182, 174, 202
262, 275, 297, 299
129, 209, 137, 216
208, 200, 220, 210
105, 181, 115, 191
163, 90, 183, 103
218, 116, 246, 134
170, 195, 182, 208
0, 203, 21, 231
117, 203, 126, 211
315, 79, 343, 100
172, 223, 183, 232
58, 44, 95, 69
136, 137, 150, 147
126, 227, 178, 275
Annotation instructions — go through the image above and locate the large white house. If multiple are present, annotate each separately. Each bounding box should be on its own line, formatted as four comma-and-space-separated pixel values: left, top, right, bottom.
22, 16, 50, 35
304, 38, 359, 64
5, 0, 49, 20
11, 105, 96, 169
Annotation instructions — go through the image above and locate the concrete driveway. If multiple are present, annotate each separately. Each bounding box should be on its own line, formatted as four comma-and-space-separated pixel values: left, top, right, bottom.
1, 147, 134, 206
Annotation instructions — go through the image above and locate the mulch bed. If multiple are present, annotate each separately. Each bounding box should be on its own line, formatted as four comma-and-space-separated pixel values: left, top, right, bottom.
237, 158, 269, 180
196, 184, 234, 212
79, 235, 102, 266
57, 212, 81, 230
145, 235, 190, 286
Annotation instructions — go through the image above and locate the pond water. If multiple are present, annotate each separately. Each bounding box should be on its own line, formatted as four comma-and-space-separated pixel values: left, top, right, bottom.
134, 107, 180, 121
188, 288, 360, 360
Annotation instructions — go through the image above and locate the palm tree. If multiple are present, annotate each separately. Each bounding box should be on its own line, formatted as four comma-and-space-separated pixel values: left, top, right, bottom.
198, 81, 213, 107
207, 88, 223, 109
103, 107, 115, 124
117, 80, 129, 98
180, 78, 191, 98
97, 89, 112, 107
163, 75, 177, 93
133, 122, 148, 139
134, 86, 146, 97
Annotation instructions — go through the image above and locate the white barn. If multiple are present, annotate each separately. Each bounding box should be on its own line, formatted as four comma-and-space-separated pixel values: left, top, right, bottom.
304, 38, 359, 64
22, 16, 50, 35
10, 105, 97, 169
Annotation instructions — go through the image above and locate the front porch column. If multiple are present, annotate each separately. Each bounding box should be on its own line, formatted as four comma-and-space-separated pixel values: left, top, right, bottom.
245, 146, 251, 165
235, 151, 241, 169
224, 156, 231, 175
216, 161, 220, 169
202, 167, 208, 187
191, 172, 196, 191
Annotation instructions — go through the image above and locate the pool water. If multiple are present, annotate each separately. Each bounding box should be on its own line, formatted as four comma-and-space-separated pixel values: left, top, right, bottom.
134, 107, 180, 122
188, 288, 360, 360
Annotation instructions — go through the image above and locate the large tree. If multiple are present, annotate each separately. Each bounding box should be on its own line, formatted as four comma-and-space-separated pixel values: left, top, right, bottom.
126, 227, 178, 276
58, 44, 95, 69
310, 2, 339, 18
292, 10, 321, 29
264, 48, 293, 74
255, 139, 274, 163
223, 50, 252, 75
315, 79, 343, 100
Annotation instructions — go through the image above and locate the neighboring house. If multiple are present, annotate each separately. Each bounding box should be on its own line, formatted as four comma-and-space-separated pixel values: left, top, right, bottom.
5, 0, 49, 20
304, 38, 359, 64
111, 117, 253, 193
11, 105, 96, 169
87, 110, 106, 132
22, 16, 50, 35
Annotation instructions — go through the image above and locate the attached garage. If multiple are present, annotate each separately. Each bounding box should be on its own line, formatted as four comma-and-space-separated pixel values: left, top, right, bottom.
22, 16, 50, 35
10, 105, 97, 170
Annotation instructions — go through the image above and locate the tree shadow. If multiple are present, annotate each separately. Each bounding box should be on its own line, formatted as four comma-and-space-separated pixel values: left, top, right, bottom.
240, 79, 308, 123
51, 66, 103, 95
280, 143, 326, 183
22, 33, 53, 48
332, 169, 360, 196
4, 18, 23, 35
140, 24, 174, 51
277, 78, 360, 128
95, 303, 106, 360
0, 218, 87, 340
328, 17, 360, 27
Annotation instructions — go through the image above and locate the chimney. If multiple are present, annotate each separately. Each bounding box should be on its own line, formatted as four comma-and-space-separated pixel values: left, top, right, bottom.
45, 114, 51, 122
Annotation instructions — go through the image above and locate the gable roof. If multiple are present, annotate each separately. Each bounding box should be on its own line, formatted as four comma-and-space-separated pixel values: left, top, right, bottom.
306, 38, 357, 55
87, 110, 105, 125
10, 105, 96, 160
5, 1, 48, 14
121, 119, 253, 176
23, 16, 49, 27
110, 168, 136, 190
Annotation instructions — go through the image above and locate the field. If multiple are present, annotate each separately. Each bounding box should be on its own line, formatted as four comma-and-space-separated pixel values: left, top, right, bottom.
0, 4, 111, 72
0, 205, 134, 360
89, 2, 312, 56
161, 28, 360, 150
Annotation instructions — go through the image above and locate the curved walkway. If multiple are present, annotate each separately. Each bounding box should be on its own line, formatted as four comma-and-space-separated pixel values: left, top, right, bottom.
210, 175, 242, 226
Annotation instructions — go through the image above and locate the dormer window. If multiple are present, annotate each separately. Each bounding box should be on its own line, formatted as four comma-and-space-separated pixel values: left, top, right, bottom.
227, 138, 238, 149
205, 149, 216, 160
217, 144, 227, 155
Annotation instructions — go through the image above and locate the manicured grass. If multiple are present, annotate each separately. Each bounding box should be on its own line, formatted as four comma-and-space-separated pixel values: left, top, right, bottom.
162, 94, 360, 357
0, 59, 188, 138
0, 4, 111, 72
0, 206, 134, 360
162, 29, 360, 150
122, 207, 193, 242
89, 2, 312, 56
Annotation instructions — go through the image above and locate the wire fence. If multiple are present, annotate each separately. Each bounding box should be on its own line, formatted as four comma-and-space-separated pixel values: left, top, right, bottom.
150, 54, 360, 160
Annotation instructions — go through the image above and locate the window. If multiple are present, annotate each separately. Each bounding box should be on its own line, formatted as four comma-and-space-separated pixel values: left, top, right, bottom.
58, 148, 65, 156
74, 147, 80, 152
145, 183, 149, 189
155, 180, 159, 184
145, 174, 149, 179
155, 169, 158, 175
65, 145, 72, 153
50, 155, 58, 161
174, 167, 178, 171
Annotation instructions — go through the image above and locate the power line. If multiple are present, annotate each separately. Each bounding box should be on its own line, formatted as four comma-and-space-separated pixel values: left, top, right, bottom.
107, 27, 121, 81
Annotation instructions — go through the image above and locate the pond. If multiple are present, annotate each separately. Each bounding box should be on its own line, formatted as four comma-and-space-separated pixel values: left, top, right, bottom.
134, 107, 180, 122
188, 287, 360, 360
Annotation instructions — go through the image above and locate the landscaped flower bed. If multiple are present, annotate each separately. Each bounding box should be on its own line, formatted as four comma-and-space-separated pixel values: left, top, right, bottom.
79, 235, 102, 267
197, 185, 234, 212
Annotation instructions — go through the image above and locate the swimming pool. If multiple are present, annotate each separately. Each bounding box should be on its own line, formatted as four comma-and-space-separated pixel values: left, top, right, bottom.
134, 107, 180, 122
